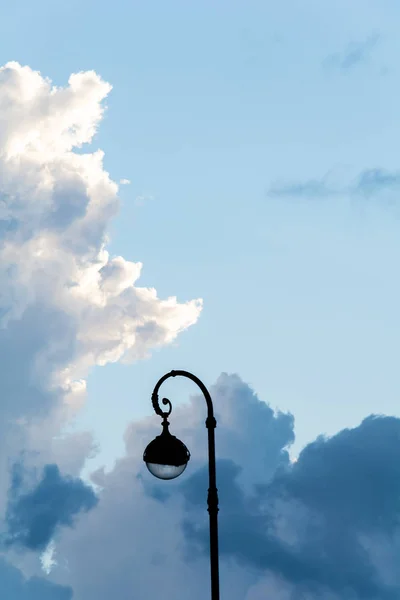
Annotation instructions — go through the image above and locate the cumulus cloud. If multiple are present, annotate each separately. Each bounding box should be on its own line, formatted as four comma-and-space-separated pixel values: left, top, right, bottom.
43, 374, 295, 599
0, 60, 201, 472
0, 60, 201, 595
28, 374, 400, 600
5, 463, 97, 551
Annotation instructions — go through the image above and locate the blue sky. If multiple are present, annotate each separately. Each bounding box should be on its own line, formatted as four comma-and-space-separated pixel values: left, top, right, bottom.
2, 1, 400, 598
2, 0, 396, 469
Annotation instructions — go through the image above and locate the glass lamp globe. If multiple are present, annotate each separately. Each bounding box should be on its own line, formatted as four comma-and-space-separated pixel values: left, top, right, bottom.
146, 462, 187, 480
143, 420, 190, 481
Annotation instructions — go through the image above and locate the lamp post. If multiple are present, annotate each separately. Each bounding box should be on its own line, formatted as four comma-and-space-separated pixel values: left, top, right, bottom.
143, 370, 220, 600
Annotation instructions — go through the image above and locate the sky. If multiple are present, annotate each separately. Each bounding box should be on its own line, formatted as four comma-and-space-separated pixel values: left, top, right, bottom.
1, 0, 400, 598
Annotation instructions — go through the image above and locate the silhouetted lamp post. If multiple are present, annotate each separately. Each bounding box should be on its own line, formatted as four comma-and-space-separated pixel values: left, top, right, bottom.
143, 370, 220, 600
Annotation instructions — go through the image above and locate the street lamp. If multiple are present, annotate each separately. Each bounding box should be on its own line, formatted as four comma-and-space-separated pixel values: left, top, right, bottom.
143, 370, 220, 600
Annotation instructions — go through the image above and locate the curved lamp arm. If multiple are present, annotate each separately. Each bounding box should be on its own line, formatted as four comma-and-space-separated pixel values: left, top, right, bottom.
151, 369, 216, 427
150, 369, 220, 600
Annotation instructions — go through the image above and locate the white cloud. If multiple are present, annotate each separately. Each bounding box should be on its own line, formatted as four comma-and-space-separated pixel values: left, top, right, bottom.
40, 541, 57, 575
0, 60, 201, 408
0, 61, 201, 526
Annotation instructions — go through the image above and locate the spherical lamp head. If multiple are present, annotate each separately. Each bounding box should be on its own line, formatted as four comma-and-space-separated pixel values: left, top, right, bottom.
143, 419, 190, 480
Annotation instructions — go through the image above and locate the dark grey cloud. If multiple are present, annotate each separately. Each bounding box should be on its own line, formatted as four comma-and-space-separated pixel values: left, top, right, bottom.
29, 372, 400, 599
5, 462, 98, 551
0, 556, 72, 599
182, 415, 400, 599
9, 370, 400, 600
268, 167, 400, 201
324, 34, 380, 71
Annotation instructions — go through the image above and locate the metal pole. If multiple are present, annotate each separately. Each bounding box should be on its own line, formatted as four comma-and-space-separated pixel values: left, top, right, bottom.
151, 370, 220, 600
206, 414, 220, 600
